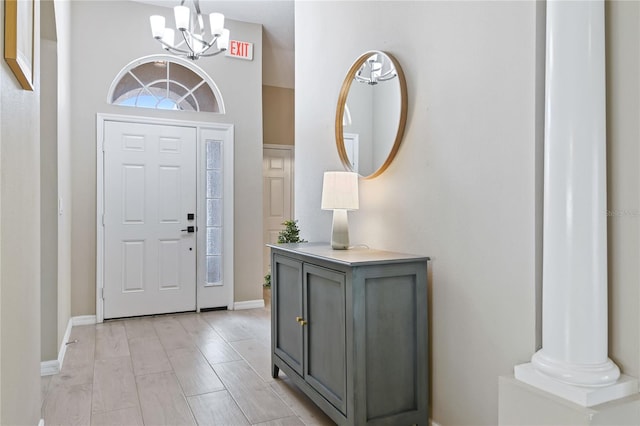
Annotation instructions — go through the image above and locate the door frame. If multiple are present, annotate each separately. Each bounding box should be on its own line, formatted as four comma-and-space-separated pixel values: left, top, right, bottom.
96, 113, 234, 323
263, 144, 295, 275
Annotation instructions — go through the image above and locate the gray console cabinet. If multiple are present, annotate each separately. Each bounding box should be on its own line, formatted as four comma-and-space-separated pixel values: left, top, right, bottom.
269, 243, 429, 426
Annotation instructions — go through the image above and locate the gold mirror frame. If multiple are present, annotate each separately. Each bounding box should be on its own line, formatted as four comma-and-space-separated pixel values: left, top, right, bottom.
335, 50, 408, 179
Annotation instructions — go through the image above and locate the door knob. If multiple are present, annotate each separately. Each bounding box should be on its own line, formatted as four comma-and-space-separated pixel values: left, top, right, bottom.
181, 226, 195, 233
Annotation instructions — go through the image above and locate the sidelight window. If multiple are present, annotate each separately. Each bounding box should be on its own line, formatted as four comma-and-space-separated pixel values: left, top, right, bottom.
205, 139, 223, 285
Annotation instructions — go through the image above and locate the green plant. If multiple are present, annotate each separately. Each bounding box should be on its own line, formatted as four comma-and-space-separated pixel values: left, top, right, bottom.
265, 220, 305, 289
277, 219, 307, 244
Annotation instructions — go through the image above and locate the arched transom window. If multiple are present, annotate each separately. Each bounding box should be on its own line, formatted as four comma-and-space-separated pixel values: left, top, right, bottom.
107, 55, 225, 113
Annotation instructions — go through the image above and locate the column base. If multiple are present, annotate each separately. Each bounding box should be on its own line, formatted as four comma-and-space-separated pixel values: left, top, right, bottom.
531, 350, 621, 386
500, 375, 640, 425
515, 363, 638, 407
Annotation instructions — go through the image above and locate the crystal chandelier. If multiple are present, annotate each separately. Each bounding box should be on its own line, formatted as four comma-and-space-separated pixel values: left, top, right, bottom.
150, 0, 230, 60
355, 53, 397, 85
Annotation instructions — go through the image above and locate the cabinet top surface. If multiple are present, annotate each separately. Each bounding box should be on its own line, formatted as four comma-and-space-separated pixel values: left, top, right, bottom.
267, 242, 429, 266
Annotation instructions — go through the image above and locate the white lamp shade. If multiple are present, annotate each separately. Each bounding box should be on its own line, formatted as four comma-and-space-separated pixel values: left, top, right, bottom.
150, 15, 166, 39
174, 5, 190, 31
217, 29, 230, 50
163, 28, 175, 49
321, 171, 359, 211
209, 13, 225, 36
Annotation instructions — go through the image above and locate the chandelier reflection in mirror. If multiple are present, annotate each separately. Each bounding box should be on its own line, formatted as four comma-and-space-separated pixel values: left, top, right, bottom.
150, 0, 230, 60
354, 53, 397, 85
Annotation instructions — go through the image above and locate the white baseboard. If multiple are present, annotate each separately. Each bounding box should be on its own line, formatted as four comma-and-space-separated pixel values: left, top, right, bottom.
56, 317, 73, 370
233, 299, 265, 310
41, 316, 72, 376
38, 419, 44, 426
40, 360, 59, 376
430, 421, 441, 426
72, 315, 97, 326
41, 315, 97, 376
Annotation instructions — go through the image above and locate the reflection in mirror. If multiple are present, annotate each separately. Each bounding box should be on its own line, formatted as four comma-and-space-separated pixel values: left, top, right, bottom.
336, 51, 407, 179
354, 53, 397, 85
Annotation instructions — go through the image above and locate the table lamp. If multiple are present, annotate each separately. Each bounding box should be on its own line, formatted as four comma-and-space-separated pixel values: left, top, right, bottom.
321, 171, 359, 249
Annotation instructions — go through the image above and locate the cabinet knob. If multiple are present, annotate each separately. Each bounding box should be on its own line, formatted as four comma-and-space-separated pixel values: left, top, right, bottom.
295, 316, 308, 326
296, 316, 303, 322
299, 320, 308, 326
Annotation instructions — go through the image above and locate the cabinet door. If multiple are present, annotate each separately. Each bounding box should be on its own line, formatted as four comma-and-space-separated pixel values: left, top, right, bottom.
273, 254, 304, 376
303, 264, 347, 415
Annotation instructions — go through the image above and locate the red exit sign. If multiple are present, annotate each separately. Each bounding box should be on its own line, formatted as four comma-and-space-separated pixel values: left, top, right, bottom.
226, 40, 254, 61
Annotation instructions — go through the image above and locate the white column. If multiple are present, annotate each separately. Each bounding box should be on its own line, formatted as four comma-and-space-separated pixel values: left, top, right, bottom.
514, 0, 637, 407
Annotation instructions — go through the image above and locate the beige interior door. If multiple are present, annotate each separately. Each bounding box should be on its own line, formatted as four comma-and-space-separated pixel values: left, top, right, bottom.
263, 146, 294, 274
103, 121, 197, 319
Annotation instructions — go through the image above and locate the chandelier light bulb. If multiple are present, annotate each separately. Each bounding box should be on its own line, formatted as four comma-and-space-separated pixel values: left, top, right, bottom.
209, 13, 224, 36
163, 28, 175, 49
174, 5, 190, 31
150, 15, 166, 38
217, 29, 230, 50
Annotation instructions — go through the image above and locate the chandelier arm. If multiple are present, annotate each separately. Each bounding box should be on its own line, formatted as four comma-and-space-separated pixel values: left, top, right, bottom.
199, 35, 219, 49
354, 75, 370, 83
180, 30, 199, 55
190, 34, 222, 57
377, 73, 397, 82
189, 32, 215, 50
199, 48, 226, 57
156, 39, 192, 55
377, 69, 397, 81
167, 45, 193, 55
179, 31, 218, 58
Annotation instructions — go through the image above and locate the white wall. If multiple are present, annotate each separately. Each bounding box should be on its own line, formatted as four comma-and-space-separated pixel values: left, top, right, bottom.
606, 0, 640, 379
69, 0, 264, 315
296, 2, 639, 424
296, 2, 541, 424
41, 36, 59, 361
0, 1, 42, 424
55, 0, 72, 364
38, 0, 74, 365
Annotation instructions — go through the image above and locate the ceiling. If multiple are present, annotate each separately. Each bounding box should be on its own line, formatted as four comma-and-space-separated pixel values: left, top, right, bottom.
131, 0, 295, 88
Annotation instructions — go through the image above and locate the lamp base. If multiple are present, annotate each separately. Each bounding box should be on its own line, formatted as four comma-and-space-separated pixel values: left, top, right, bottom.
331, 209, 350, 250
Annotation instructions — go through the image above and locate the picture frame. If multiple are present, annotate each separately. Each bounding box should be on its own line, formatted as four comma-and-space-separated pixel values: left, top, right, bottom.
4, 0, 35, 91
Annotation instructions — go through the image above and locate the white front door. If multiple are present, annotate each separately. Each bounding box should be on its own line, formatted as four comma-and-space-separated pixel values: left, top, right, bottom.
263, 146, 294, 274
103, 121, 197, 319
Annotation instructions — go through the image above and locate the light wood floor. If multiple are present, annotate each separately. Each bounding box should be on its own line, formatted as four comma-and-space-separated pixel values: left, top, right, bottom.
41, 305, 336, 426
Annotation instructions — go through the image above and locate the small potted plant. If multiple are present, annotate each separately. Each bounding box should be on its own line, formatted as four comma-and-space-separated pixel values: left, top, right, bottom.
263, 272, 272, 306
263, 272, 271, 288
264, 220, 306, 303
277, 219, 307, 244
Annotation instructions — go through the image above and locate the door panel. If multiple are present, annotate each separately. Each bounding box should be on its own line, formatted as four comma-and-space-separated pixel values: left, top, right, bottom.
263, 147, 293, 274
303, 264, 347, 415
104, 121, 197, 319
273, 254, 304, 376
122, 241, 144, 291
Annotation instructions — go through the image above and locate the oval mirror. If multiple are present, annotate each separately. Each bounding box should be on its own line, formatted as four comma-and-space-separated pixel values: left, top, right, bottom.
335, 51, 407, 179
